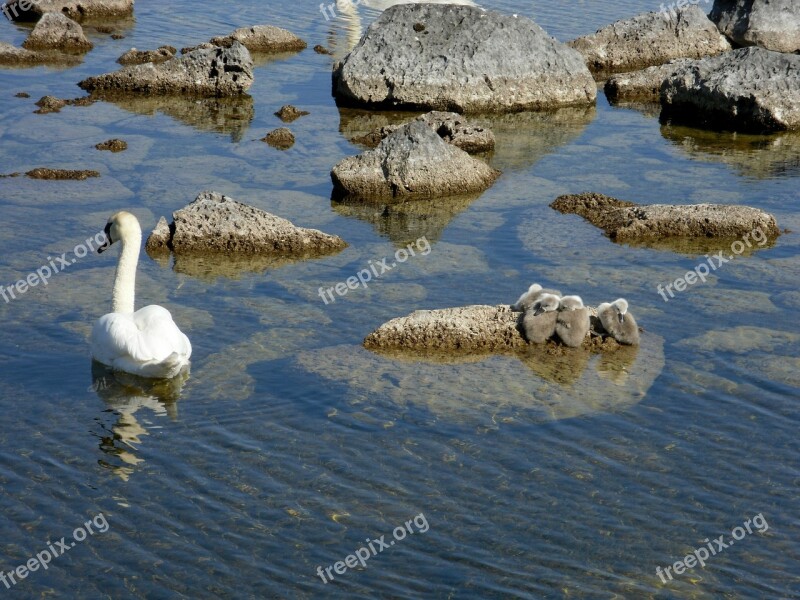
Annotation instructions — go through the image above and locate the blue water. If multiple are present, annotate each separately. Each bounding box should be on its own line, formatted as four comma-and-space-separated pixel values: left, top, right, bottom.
0, 0, 798, 598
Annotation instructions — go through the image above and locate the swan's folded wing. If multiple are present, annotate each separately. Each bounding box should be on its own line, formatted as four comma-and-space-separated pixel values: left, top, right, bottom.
91, 313, 158, 364
133, 305, 192, 360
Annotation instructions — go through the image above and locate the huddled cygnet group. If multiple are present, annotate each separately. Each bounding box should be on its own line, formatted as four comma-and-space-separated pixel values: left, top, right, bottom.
511, 283, 640, 347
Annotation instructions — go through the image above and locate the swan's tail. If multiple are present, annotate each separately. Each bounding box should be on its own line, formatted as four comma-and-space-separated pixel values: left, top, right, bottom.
115, 352, 189, 380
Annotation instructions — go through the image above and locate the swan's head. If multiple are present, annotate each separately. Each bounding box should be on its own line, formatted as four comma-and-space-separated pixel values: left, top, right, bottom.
532, 293, 560, 316
559, 295, 584, 311
527, 283, 543, 294
98, 211, 142, 254
612, 298, 629, 323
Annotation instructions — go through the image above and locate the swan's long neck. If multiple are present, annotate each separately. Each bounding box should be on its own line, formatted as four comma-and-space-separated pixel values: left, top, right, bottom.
112, 230, 140, 314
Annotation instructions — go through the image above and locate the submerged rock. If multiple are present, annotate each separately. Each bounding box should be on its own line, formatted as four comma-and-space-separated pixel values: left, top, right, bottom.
333, 4, 595, 112
660, 47, 800, 133
145, 190, 347, 256
79, 42, 253, 97
117, 45, 176, 65
332, 121, 499, 200
2, 0, 133, 21
568, 6, 730, 76
550, 192, 781, 242
95, 138, 127, 152
710, 0, 800, 53
353, 111, 495, 154
604, 60, 691, 102
301, 335, 664, 423
26, 168, 100, 180
274, 104, 308, 123
262, 127, 295, 149
34, 95, 67, 113
22, 12, 92, 52
209, 25, 306, 53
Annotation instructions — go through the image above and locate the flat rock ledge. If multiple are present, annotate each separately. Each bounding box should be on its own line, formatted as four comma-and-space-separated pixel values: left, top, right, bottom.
364, 304, 625, 353
550, 192, 780, 242
2, 0, 133, 22
604, 60, 691, 102
660, 47, 800, 133
333, 4, 595, 113
209, 25, 306, 53
568, 6, 730, 76
710, 0, 800, 53
79, 42, 253, 97
332, 120, 500, 201
145, 190, 347, 256
354, 111, 495, 154
22, 12, 92, 52
0, 41, 79, 66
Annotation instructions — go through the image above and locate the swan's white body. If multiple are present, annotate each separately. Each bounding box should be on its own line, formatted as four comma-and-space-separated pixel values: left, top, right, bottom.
91, 211, 191, 379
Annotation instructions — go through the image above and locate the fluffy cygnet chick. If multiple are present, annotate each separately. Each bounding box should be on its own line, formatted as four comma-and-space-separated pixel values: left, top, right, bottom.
555, 295, 590, 348
512, 283, 562, 312
597, 298, 640, 346
522, 293, 560, 343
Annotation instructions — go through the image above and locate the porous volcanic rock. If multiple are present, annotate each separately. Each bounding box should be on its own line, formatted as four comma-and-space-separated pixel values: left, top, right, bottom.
209, 25, 306, 53
567, 6, 730, 76
660, 47, 800, 133
710, 0, 800, 53
331, 121, 500, 200
333, 3, 595, 112
79, 42, 253, 96
145, 191, 347, 256
604, 60, 691, 102
354, 111, 495, 154
550, 192, 780, 241
117, 45, 176, 65
22, 12, 93, 52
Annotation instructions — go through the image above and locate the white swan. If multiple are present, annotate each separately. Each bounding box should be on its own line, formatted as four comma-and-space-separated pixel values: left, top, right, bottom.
90, 211, 191, 378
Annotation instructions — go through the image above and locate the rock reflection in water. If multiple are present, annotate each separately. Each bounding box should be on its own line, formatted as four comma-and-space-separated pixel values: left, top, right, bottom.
332, 192, 481, 246
88, 94, 254, 142
297, 333, 662, 424
337, 105, 596, 172
91, 362, 187, 481
661, 123, 800, 180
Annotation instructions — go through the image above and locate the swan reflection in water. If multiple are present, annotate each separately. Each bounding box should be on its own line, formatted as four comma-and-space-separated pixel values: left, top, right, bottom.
90, 362, 188, 481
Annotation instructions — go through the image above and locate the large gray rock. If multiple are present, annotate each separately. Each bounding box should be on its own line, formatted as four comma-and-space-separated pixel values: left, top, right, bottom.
568, 6, 730, 76
604, 60, 691, 102
78, 42, 253, 96
333, 4, 595, 113
2, 0, 133, 21
145, 191, 347, 256
660, 47, 800, 133
22, 12, 92, 52
0, 41, 78, 66
353, 111, 495, 154
710, 0, 800, 53
209, 25, 306, 53
331, 121, 500, 200
550, 192, 781, 242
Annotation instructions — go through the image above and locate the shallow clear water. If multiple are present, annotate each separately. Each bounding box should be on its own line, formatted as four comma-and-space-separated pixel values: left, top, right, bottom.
1, 1, 799, 598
